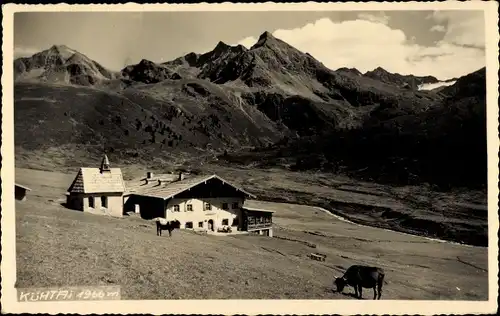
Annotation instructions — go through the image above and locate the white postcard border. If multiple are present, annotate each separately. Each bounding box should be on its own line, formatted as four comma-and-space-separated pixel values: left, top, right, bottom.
1, 2, 499, 315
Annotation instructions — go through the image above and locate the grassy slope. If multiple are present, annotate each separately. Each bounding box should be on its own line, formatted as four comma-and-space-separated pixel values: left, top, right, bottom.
14, 80, 284, 158
15, 168, 488, 300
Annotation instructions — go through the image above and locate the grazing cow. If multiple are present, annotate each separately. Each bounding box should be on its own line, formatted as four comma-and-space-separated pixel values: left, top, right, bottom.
155, 219, 181, 237
333, 265, 385, 300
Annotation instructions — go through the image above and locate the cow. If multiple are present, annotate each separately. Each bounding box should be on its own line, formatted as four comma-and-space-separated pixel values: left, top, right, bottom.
155, 218, 181, 237
333, 265, 386, 300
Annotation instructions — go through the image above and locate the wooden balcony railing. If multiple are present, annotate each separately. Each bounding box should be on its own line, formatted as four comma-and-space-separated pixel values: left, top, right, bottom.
247, 222, 272, 230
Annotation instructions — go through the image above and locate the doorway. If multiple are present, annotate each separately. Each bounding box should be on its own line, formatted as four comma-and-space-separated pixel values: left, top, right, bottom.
208, 219, 214, 231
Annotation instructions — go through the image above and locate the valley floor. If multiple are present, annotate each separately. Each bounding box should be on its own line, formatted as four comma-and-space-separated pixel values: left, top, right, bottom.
14, 168, 488, 300
199, 164, 489, 247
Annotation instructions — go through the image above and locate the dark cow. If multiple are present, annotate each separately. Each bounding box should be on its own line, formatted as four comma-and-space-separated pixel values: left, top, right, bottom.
155, 219, 181, 237
334, 265, 386, 300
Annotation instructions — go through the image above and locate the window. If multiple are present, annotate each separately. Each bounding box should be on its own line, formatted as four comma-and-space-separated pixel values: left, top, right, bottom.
198, 221, 204, 228
205, 203, 211, 211
222, 203, 228, 210
232, 202, 239, 209
222, 219, 229, 226
232, 217, 239, 226
173, 205, 180, 212
101, 196, 108, 208
187, 204, 193, 212
89, 196, 95, 208
185, 222, 193, 229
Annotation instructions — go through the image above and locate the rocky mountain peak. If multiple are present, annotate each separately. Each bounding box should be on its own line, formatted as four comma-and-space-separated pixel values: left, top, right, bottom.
368, 66, 389, 75
250, 31, 281, 49
47, 44, 78, 60
214, 41, 230, 51
259, 31, 274, 40
138, 59, 157, 66
335, 67, 363, 77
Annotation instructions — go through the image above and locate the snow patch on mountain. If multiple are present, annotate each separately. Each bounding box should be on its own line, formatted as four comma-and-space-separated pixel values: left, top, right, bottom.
418, 80, 457, 91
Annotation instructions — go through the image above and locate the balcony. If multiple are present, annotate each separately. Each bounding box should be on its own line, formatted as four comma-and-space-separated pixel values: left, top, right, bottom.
247, 222, 272, 230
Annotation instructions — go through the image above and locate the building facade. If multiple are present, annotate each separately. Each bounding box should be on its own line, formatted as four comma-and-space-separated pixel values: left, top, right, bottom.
165, 196, 244, 231
124, 172, 274, 236
66, 155, 125, 217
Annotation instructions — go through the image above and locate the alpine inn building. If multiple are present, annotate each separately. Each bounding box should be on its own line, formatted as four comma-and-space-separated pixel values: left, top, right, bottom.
124, 172, 274, 237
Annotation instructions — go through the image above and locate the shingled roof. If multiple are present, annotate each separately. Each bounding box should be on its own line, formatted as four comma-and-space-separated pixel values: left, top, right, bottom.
125, 174, 256, 200
67, 155, 125, 194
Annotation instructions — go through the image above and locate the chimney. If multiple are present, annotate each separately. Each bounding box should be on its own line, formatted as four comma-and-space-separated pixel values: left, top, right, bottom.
100, 154, 111, 173
147, 172, 154, 179
178, 172, 185, 181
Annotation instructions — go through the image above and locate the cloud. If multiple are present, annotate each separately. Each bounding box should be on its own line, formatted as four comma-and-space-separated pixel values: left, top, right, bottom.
357, 12, 390, 25
14, 46, 40, 59
430, 25, 446, 32
429, 10, 485, 48
236, 15, 484, 80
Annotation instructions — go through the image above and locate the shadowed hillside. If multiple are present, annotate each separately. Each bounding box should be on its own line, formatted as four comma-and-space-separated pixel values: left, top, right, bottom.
14, 79, 287, 161
222, 67, 487, 189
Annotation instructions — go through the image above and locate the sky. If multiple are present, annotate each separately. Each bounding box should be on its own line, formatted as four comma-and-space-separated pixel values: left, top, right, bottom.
14, 10, 486, 80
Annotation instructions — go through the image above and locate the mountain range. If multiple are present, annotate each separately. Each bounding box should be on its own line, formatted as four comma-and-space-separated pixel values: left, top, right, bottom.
13, 31, 486, 188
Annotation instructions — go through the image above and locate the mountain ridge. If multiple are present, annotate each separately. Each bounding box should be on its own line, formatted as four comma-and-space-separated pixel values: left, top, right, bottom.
13, 34, 466, 91
13, 31, 487, 189
363, 66, 441, 89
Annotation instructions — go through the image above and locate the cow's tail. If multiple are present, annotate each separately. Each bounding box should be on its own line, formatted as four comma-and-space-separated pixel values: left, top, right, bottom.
379, 272, 387, 285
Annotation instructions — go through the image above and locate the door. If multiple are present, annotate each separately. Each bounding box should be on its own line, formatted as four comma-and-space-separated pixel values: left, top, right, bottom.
208, 219, 214, 231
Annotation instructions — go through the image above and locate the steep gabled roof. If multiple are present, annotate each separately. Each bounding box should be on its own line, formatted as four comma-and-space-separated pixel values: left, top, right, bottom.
67, 167, 125, 194
125, 174, 256, 199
